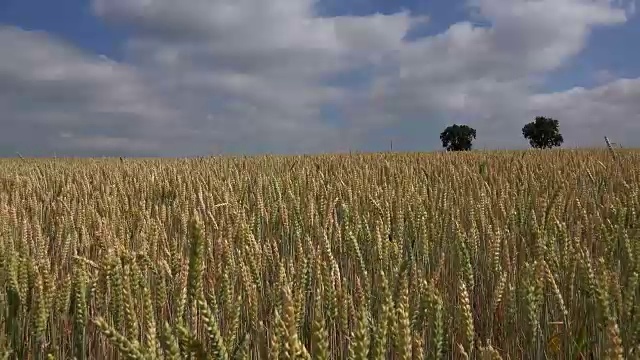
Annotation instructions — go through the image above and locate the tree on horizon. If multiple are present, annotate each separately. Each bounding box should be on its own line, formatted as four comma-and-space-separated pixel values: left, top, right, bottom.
440, 124, 476, 151
522, 116, 564, 149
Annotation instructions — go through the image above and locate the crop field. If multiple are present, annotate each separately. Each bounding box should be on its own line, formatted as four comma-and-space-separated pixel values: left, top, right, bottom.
0, 149, 639, 359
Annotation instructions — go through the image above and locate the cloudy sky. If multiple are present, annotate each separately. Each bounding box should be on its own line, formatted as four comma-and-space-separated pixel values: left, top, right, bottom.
0, 0, 638, 156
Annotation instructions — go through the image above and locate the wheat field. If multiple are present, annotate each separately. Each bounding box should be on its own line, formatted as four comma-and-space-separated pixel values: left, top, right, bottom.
0, 149, 639, 359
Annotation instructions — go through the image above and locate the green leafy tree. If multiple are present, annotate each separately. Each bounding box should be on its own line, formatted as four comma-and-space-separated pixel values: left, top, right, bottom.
440, 124, 476, 151
522, 116, 564, 149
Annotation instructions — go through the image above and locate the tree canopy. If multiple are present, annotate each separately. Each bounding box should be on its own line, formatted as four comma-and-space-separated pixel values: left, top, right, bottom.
440, 124, 476, 151
522, 116, 564, 149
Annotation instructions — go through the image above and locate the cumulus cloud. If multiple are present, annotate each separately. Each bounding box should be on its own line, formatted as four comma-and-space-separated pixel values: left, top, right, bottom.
527, 78, 640, 148
0, 0, 638, 156
91, 0, 427, 154
338, 0, 631, 149
0, 26, 185, 156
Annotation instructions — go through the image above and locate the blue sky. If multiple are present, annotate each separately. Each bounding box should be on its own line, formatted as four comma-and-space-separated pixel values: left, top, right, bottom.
0, 0, 638, 156
0, 0, 128, 59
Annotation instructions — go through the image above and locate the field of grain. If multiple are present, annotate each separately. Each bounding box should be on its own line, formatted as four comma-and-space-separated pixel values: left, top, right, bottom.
0, 149, 639, 359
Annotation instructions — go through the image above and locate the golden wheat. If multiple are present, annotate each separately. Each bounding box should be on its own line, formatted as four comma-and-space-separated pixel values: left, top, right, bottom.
0, 149, 639, 359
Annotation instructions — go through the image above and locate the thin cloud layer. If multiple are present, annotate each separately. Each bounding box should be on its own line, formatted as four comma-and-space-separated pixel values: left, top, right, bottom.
0, 26, 186, 156
0, 0, 638, 156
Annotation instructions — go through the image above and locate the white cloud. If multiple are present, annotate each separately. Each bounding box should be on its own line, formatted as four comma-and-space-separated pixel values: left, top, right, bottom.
338, 0, 629, 139
593, 69, 617, 84
0, 26, 187, 156
0, 0, 637, 155
527, 78, 640, 147
93, 0, 424, 153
